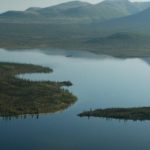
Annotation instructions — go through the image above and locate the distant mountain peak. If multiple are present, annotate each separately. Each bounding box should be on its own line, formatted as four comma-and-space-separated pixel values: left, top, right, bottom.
0, 0, 150, 24
26, 7, 41, 12
51, 1, 92, 7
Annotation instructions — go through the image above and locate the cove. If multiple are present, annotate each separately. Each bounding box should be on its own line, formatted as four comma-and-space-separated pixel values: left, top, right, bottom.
1, 48, 150, 150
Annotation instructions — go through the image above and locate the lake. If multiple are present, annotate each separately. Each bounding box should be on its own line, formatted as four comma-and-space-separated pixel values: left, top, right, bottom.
0, 48, 150, 150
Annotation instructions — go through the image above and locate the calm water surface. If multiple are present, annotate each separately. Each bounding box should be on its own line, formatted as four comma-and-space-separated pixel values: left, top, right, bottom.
0, 48, 150, 150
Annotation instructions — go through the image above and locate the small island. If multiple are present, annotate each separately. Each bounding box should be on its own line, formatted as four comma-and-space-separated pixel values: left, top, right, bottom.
78, 107, 150, 121
0, 62, 77, 117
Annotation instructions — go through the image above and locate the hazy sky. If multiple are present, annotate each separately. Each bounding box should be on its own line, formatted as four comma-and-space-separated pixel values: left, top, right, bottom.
0, 0, 150, 12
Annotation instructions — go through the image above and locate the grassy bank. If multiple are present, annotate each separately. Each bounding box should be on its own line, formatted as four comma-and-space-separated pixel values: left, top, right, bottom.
78, 107, 150, 121
0, 62, 77, 117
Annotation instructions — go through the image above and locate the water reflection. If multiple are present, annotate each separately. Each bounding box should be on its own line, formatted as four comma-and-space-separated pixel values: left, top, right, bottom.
1, 49, 150, 150
1, 114, 40, 121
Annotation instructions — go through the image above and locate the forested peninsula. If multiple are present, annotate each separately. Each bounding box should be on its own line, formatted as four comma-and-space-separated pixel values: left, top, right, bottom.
0, 62, 77, 117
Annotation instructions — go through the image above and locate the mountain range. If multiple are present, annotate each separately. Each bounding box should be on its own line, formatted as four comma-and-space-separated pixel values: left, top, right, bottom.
0, 0, 150, 57
0, 0, 150, 24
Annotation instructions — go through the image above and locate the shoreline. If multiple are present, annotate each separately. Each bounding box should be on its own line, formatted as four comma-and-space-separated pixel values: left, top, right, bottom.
78, 107, 150, 121
0, 62, 77, 117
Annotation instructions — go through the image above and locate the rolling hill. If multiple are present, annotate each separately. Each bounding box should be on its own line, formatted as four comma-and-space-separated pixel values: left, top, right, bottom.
97, 6, 150, 29
0, 0, 150, 57
0, 0, 150, 24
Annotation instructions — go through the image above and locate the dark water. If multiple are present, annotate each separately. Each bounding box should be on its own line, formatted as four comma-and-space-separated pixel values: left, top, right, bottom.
1, 49, 150, 150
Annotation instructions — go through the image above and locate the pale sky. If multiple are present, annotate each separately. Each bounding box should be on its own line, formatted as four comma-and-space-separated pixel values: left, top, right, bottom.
0, 0, 150, 12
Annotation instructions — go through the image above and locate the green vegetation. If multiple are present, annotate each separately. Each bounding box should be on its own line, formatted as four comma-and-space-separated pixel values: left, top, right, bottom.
0, 1, 150, 58
78, 107, 150, 121
0, 1, 150, 57
0, 62, 77, 117
1, 23, 150, 57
